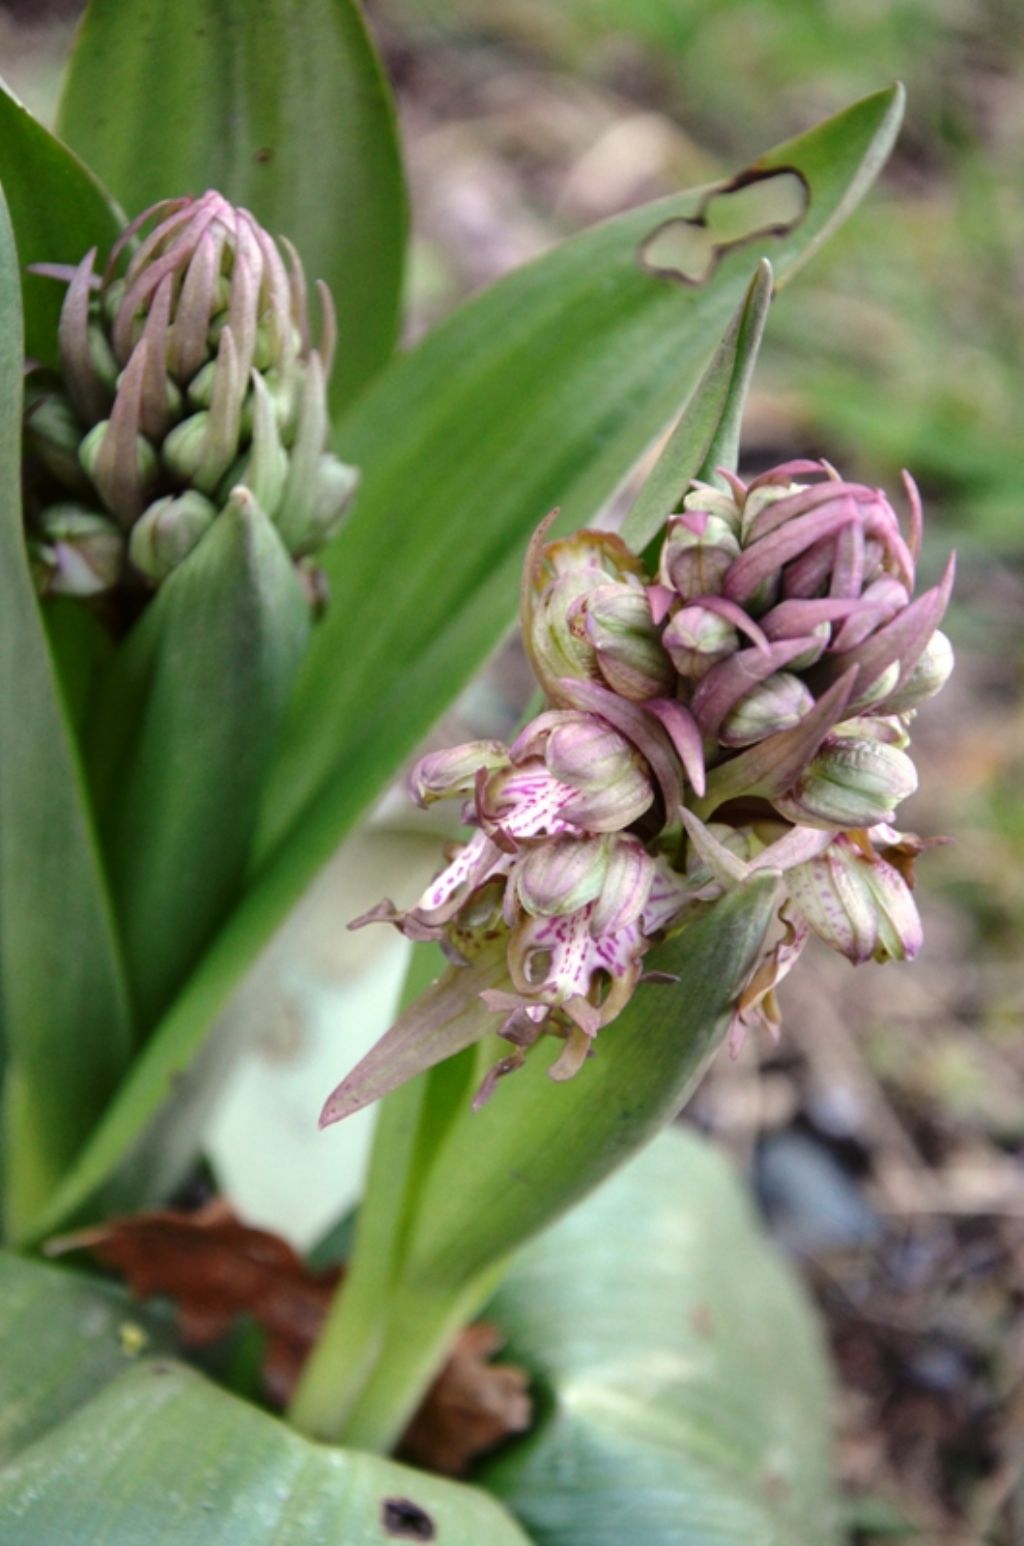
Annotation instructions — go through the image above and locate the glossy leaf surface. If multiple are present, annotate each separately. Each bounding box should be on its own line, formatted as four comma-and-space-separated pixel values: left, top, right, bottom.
0, 1253, 531, 1545
483, 1128, 839, 1545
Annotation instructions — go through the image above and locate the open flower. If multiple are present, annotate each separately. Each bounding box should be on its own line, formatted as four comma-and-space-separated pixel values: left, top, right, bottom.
353, 707, 693, 1095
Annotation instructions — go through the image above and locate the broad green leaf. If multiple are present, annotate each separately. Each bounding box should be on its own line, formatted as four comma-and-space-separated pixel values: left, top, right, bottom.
58, 0, 408, 411
28, 88, 904, 1240
482, 1127, 840, 1546
263, 89, 904, 866
292, 879, 779, 1449
0, 80, 121, 366
0, 1252, 173, 1464
88, 493, 311, 1031
0, 189, 132, 1242
621, 256, 773, 549
0, 1254, 531, 1545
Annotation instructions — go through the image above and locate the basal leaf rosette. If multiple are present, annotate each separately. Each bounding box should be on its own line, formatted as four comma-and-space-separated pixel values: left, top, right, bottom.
24, 191, 357, 600
323, 463, 954, 1122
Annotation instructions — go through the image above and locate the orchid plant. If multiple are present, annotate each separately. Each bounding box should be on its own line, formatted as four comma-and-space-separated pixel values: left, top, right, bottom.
0, 3, 950, 1541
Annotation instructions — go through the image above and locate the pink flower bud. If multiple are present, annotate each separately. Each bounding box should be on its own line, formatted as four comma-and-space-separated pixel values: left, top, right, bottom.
407, 740, 510, 806
786, 833, 922, 963
774, 731, 918, 830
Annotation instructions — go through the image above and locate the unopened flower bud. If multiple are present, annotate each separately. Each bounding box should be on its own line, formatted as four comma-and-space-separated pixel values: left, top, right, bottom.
680, 482, 742, 530
512, 834, 611, 917
881, 630, 954, 714
523, 528, 648, 697
585, 586, 673, 700
659, 511, 740, 600
850, 659, 900, 710
736, 480, 804, 545
408, 741, 509, 806
32, 503, 124, 596
780, 619, 832, 670
775, 732, 918, 830
662, 603, 738, 679
786, 834, 922, 963
25, 392, 89, 494
507, 711, 655, 832
287, 453, 360, 558
79, 418, 159, 523
161, 412, 212, 484
129, 491, 217, 582
720, 671, 814, 747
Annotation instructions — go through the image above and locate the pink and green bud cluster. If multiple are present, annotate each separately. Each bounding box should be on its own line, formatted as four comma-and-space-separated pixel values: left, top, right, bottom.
354, 461, 953, 1095
24, 191, 357, 597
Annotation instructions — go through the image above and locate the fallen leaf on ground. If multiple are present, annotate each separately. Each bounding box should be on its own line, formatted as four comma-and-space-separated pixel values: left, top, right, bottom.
48, 1200, 340, 1404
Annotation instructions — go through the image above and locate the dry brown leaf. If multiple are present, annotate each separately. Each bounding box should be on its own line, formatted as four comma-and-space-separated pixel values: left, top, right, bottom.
48, 1202, 533, 1468
403, 1321, 532, 1476
47, 1200, 341, 1405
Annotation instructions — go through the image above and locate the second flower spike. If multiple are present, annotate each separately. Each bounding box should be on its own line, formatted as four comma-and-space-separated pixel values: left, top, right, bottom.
25, 191, 358, 595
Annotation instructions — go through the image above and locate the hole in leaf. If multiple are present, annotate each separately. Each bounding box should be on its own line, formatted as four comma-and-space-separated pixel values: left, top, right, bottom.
381, 1497, 437, 1541
639, 167, 809, 285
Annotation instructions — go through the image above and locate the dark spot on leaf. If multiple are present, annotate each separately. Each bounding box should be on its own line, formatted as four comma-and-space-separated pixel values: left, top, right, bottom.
381, 1497, 436, 1540
638, 166, 809, 286
254, 146, 275, 166
690, 1303, 715, 1338
759, 1470, 791, 1502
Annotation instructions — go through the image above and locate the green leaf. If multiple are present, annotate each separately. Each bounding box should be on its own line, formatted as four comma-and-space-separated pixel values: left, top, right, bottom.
0, 80, 122, 367
481, 1127, 840, 1546
0, 187, 132, 1242
57, 0, 408, 411
0, 1252, 174, 1464
27, 88, 904, 1240
0, 1254, 531, 1545
291, 878, 780, 1449
621, 257, 773, 550
89, 492, 311, 1032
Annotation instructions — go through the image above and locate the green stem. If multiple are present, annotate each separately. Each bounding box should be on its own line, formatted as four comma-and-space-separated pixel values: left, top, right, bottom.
290, 943, 482, 1447
3, 1071, 61, 1242
291, 881, 778, 1449
332, 1269, 502, 1455
288, 1074, 425, 1440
